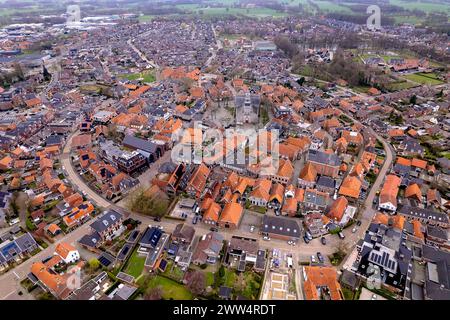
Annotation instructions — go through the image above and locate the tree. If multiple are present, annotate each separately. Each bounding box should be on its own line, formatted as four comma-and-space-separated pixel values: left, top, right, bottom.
88, 258, 100, 271
144, 286, 163, 300
186, 271, 206, 296
127, 188, 169, 217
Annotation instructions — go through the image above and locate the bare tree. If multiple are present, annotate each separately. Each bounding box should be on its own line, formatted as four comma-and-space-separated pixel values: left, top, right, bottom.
186, 271, 206, 296
144, 286, 163, 300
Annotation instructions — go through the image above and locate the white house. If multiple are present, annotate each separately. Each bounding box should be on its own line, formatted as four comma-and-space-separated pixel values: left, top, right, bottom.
55, 242, 80, 264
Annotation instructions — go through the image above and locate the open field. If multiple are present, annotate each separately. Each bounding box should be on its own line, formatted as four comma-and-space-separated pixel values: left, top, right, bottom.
120, 70, 155, 83
124, 250, 145, 278
389, 0, 450, 14
188, 7, 287, 18
147, 276, 193, 300
403, 72, 444, 86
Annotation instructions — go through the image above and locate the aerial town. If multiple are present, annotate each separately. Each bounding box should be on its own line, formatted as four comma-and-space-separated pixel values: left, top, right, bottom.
0, 0, 449, 303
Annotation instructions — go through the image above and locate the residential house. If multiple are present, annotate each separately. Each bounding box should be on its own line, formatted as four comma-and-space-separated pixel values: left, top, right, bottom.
248, 178, 271, 207
0, 233, 38, 269
192, 232, 224, 265
186, 163, 210, 198
378, 175, 401, 212
307, 149, 341, 178
89, 210, 124, 242
261, 215, 302, 241
303, 266, 343, 300
55, 242, 80, 264
338, 176, 361, 202
224, 236, 259, 272
304, 212, 326, 238
218, 202, 244, 229
298, 162, 317, 189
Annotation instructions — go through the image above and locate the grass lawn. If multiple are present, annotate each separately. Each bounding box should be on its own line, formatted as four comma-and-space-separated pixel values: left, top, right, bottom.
248, 206, 267, 214
312, 0, 353, 13
403, 73, 444, 86
351, 86, 371, 94
121, 71, 155, 83
162, 260, 185, 281
205, 271, 214, 287
223, 268, 237, 287
190, 7, 287, 18
440, 152, 450, 160
240, 272, 262, 299
147, 276, 193, 300
389, 0, 450, 14
342, 287, 355, 300
139, 15, 154, 22
124, 250, 145, 278
385, 81, 418, 92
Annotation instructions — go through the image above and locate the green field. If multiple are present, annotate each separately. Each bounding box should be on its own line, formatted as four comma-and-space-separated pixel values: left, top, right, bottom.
147, 276, 193, 300
124, 250, 146, 278
385, 81, 418, 92
192, 7, 287, 17
121, 71, 155, 83
389, 0, 450, 14
313, 1, 353, 13
205, 272, 214, 287
138, 15, 154, 22
403, 72, 444, 86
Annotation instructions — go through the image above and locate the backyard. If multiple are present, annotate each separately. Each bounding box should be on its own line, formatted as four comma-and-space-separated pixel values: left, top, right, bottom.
403, 72, 444, 86
145, 275, 193, 300
123, 249, 146, 278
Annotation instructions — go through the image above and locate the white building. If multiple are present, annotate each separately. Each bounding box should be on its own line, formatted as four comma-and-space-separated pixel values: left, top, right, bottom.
55, 242, 80, 264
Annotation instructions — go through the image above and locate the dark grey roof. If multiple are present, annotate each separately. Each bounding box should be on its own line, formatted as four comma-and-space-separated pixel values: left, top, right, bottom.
14, 233, 37, 252
139, 227, 162, 248
78, 232, 101, 248
316, 176, 336, 189
90, 210, 123, 233
427, 225, 448, 241
304, 189, 328, 206
117, 243, 132, 261
46, 135, 63, 146
218, 286, 232, 298
172, 223, 195, 243
340, 269, 359, 289
261, 215, 302, 239
398, 205, 449, 224
422, 245, 450, 265
307, 149, 340, 166
122, 135, 159, 154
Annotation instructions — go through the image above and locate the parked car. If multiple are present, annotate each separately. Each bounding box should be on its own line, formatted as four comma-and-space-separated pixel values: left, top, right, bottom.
153, 216, 161, 222
192, 216, 198, 224
263, 235, 271, 241
321, 236, 326, 245
338, 231, 345, 239
303, 235, 310, 244
317, 252, 324, 263
356, 220, 362, 227
305, 231, 313, 240
352, 226, 357, 233
249, 225, 255, 233
210, 227, 218, 232
310, 255, 316, 263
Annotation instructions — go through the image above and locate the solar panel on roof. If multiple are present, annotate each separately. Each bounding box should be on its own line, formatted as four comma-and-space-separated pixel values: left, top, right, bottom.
381, 252, 388, 266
